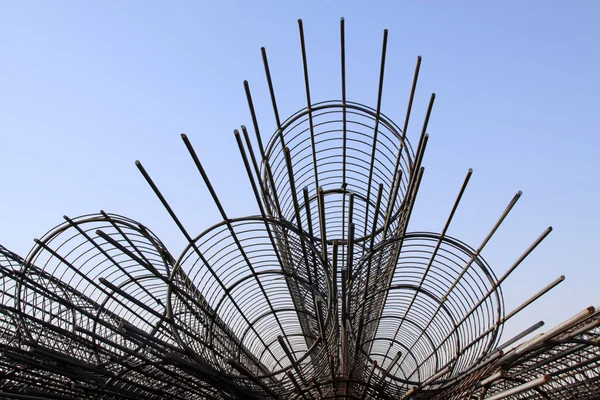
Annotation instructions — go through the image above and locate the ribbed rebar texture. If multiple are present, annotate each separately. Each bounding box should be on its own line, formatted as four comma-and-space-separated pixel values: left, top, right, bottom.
1, 19, 598, 400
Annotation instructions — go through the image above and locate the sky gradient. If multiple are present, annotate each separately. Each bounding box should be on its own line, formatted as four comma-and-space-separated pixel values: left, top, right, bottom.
1, 1, 599, 341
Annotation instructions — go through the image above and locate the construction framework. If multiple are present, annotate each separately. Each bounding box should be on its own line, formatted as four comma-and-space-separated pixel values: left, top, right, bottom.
1, 19, 598, 400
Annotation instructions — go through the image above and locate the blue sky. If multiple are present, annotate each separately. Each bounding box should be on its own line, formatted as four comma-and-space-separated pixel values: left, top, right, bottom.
1, 1, 599, 341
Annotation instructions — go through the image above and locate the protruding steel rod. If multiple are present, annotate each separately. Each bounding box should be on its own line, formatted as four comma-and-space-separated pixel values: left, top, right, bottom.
381, 168, 473, 363
136, 160, 194, 243
362, 29, 389, 239
298, 19, 320, 189
261, 47, 282, 132
181, 133, 297, 360
340, 17, 347, 188
243, 83, 284, 218
503, 275, 565, 323
388, 56, 422, 216
496, 321, 545, 351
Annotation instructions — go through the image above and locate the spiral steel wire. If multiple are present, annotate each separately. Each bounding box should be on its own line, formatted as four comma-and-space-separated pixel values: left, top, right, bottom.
0, 18, 598, 400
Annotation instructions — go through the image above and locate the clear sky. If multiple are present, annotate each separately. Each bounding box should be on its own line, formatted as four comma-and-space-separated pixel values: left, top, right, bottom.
1, 1, 599, 342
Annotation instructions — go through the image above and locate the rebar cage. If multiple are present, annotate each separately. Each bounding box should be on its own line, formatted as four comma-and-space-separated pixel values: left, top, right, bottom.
1, 19, 598, 400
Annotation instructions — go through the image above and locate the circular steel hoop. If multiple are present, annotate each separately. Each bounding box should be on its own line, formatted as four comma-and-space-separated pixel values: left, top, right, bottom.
17, 213, 175, 364
349, 232, 504, 389
170, 215, 334, 393
260, 101, 416, 245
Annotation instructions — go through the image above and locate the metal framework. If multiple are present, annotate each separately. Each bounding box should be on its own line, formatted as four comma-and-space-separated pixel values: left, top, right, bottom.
1, 19, 598, 400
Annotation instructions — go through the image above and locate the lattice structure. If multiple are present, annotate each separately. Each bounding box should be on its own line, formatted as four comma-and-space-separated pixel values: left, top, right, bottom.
1, 19, 598, 400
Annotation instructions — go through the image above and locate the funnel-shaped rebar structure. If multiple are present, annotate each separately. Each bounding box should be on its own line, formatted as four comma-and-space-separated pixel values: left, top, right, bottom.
1, 19, 598, 400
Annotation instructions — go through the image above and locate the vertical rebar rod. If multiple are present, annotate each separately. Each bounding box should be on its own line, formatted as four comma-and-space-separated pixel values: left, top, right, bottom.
362, 29, 388, 240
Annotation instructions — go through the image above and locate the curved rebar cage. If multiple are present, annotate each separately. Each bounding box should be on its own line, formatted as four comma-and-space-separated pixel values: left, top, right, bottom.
1, 18, 598, 400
